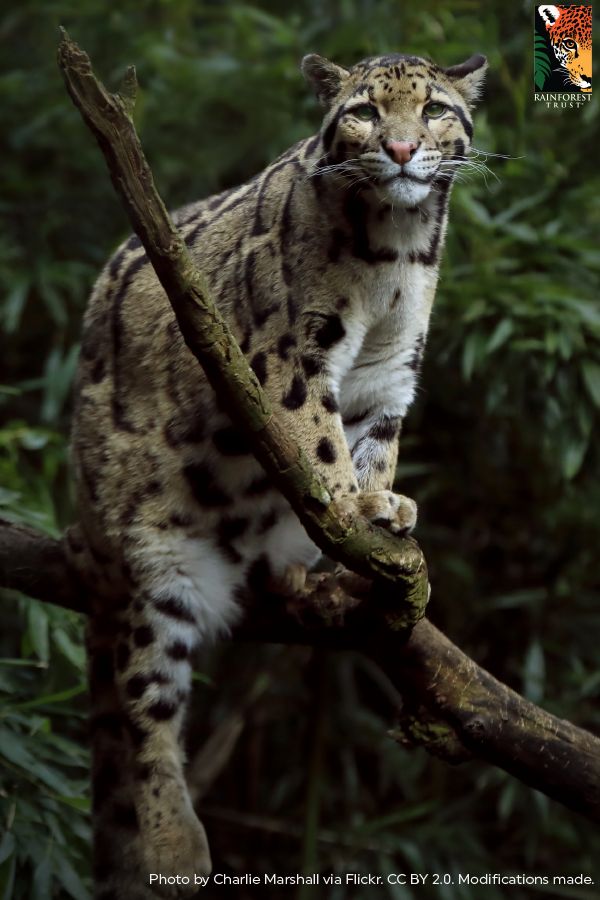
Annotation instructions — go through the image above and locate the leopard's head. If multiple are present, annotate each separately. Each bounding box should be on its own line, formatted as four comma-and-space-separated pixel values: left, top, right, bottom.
539, 5, 592, 92
302, 52, 487, 208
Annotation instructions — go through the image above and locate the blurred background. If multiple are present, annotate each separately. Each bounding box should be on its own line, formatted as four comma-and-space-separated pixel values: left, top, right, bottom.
1, 0, 599, 897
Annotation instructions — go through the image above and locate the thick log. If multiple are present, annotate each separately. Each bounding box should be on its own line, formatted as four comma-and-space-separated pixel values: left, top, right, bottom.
2, 517, 599, 823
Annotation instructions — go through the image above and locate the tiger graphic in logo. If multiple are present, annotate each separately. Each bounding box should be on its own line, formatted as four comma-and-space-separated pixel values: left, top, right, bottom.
538, 5, 592, 92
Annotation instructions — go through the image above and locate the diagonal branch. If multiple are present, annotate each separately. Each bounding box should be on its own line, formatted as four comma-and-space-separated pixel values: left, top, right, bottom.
2, 516, 600, 823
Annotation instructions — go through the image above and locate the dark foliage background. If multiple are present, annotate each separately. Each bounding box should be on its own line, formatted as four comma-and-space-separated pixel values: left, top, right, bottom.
1, 1, 599, 897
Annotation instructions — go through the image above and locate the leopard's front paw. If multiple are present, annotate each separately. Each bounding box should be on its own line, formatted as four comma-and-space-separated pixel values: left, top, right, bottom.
358, 490, 417, 536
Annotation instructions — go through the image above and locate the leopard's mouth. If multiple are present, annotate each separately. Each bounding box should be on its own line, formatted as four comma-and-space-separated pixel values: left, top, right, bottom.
379, 170, 435, 187
567, 72, 592, 90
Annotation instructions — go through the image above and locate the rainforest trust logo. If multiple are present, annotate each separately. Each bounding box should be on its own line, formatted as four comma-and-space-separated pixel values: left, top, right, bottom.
534, 4, 592, 107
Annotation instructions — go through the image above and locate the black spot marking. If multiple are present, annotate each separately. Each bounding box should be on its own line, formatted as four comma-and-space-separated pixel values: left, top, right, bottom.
250, 351, 268, 385
154, 596, 196, 625
317, 437, 337, 464
90, 357, 106, 383
147, 700, 178, 721
218, 516, 249, 562
315, 314, 346, 349
170, 512, 193, 528
370, 417, 400, 442
213, 426, 251, 456
127, 675, 150, 699
239, 328, 252, 354
184, 219, 207, 246
167, 641, 190, 661
282, 374, 307, 410
184, 463, 230, 507
219, 516, 249, 542
409, 334, 426, 372
321, 392, 339, 413
336, 296, 349, 310
343, 409, 370, 426
164, 413, 205, 446
257, 510, 278, 534
453, 137, 466, 160
133, 626, 154, 648
277, 333, 297, 360
301, 354, 324, 377
120, 500, 139, 527
254, 302, 280, 329
245, 474, 271, 496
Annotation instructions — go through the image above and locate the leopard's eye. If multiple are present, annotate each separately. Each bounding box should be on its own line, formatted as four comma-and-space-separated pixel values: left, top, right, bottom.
351, 104, 379, 121
424, 102, 447, 119
563, 38, 577, 50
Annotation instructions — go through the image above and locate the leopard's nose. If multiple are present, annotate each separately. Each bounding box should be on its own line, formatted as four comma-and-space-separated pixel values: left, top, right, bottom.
383, 140, 419, 165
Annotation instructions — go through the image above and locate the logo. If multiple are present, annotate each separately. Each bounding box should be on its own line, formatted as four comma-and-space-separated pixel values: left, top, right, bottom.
534, 5, 592, 107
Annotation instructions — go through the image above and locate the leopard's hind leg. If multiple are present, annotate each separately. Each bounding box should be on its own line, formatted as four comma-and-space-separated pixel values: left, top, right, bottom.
90, 530, 240, 897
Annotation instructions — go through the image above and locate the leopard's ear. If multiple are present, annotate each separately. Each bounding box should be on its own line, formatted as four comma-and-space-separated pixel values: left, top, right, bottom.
443, 54, 488, 107
301, 54, 350, 106
538, 5, 561, 27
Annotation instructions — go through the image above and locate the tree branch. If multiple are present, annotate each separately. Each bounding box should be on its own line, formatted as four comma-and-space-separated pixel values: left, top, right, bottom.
2, 517, 600, 823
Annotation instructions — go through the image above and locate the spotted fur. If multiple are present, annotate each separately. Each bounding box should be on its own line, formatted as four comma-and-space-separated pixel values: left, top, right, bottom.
538, 5, 592, 91
70, 50, 486, 898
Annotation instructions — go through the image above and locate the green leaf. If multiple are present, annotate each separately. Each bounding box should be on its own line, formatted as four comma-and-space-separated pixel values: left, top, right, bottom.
32, 852, 52, 900
461, 331, 486, 380
53, 853, 91, 900
0, 727, 75, 795
0, 852, 16, 900
581, 360, 600, 408
486, 319, 514, 353
523, 640, 545, 703
562, 439, 588, 479
27, 601, 50, 664
2, 280, 28, 334
9, 683, 86, 712
53, 629, 86, 671
0, 833, 15, 867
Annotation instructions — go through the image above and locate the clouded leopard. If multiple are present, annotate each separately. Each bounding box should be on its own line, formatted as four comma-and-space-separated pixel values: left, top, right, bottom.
69, 49, 487, 898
